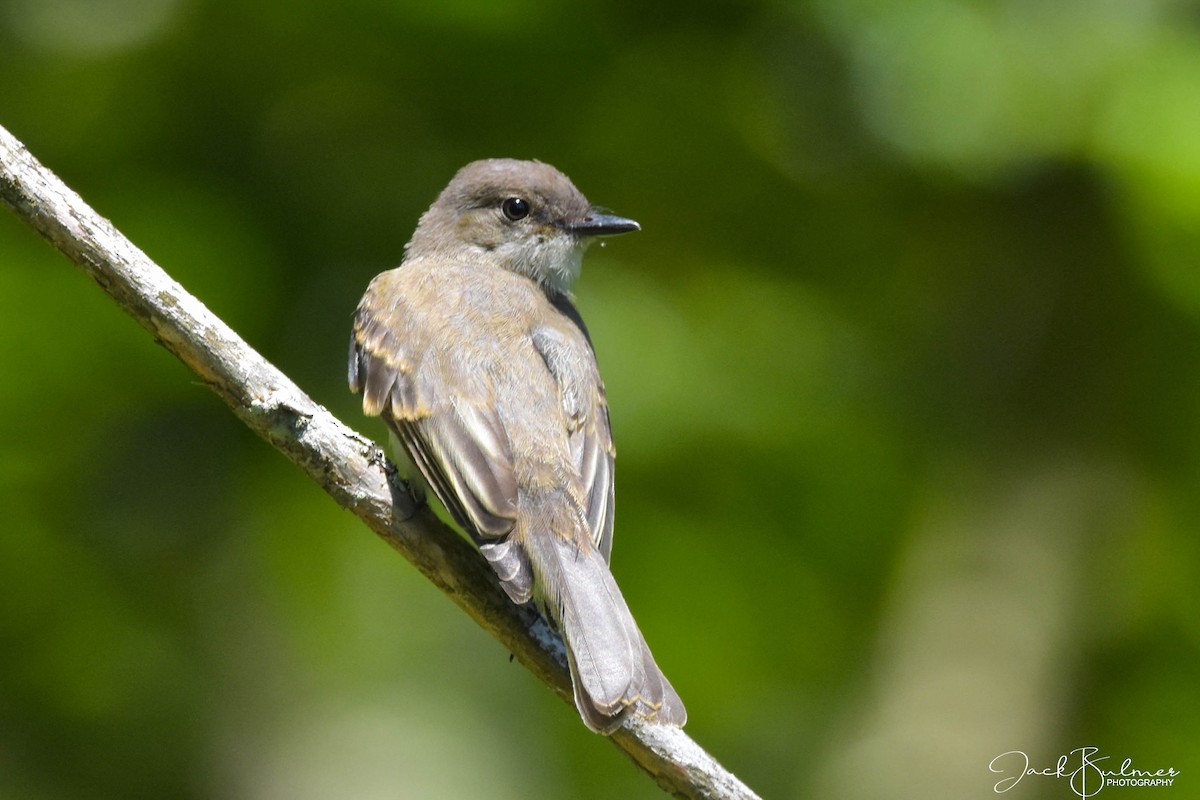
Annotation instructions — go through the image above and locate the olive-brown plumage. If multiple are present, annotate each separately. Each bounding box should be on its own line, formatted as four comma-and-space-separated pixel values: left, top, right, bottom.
348, 159, 686, 733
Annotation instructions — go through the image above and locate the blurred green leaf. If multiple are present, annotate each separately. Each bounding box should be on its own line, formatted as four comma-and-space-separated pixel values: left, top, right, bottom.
2, 1, 1198, 797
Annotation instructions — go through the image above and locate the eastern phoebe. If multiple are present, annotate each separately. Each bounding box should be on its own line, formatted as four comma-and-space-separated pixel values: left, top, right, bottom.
348, 159, 686, 733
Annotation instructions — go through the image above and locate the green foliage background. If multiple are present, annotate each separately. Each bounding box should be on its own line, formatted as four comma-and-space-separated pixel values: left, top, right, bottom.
2, 2, 1198, 798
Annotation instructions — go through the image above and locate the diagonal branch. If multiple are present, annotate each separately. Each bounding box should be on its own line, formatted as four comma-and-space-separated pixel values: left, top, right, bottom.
0, 122, 760, 800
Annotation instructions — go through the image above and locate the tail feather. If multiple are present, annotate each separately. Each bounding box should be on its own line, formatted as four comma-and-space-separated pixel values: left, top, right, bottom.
520, 491, 686, 733
634, 638, 686, 725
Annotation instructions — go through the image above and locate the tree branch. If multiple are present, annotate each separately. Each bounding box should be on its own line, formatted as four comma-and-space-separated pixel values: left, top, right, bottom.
0, 122, 760, 800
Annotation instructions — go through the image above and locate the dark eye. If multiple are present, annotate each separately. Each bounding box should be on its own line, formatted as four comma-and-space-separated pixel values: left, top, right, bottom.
501, 197, 531, 221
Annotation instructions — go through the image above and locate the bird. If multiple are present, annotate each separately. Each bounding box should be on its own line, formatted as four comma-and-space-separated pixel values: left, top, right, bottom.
348, 158, 686, 733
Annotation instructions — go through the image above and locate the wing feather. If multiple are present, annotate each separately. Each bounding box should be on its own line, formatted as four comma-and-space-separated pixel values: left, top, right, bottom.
350, 307, 519, 542
532, 310, 616, 563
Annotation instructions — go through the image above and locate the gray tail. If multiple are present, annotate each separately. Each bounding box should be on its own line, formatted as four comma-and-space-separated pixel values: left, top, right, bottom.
520, 492, 686, 734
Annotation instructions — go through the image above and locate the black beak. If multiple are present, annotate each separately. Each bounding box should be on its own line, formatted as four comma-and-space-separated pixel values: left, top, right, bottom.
569, 212, 640, 237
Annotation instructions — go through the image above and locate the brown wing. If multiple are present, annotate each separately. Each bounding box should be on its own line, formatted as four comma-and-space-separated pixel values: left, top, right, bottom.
349, 299, 518, 543
530, 313, 616, 563
579, 394, 615, 563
